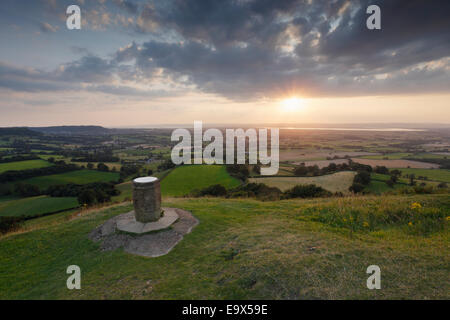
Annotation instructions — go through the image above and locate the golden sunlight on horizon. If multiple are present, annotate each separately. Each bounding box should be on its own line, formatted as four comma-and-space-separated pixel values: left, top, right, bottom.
280, 96, 306, 112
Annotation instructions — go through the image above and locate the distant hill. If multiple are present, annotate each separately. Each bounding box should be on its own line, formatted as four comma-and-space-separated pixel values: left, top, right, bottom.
0, 127, 42, 136
29, 126, 111, 135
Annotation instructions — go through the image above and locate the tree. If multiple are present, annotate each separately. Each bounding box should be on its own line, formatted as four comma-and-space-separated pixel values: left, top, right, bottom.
14, 183, 40, 197
97, 163, 109, 172
77, 189, 96, 206
349, 182, 365, 193
409, 174, 416, 186
354, 171, 371, 185
385, 178, 395, 188
293, 164, 308, 176
375, 166, 389, 174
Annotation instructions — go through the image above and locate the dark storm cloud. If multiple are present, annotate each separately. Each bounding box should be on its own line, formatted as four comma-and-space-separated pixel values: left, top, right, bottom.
119, 0, 450, 99
0, 0, 449, 99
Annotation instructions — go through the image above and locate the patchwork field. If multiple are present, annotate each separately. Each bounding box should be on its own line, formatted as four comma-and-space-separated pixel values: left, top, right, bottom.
161, 165, 241, 197
398, 168, 450, 183
249, 171, 356, 193
0, 196, 79, 218
11, 170, 120, 191
0, 159, 52, 174
280, 150, 379, 162
351, 158, 440, 169
0, 195, 448, 299
362, 153, 449, 160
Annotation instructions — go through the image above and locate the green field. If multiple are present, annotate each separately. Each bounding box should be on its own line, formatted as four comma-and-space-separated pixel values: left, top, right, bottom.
0, 196, 79, 218
0, 159, 52, 174
364, 179, 406, 194
111, 181, 133, 202
0, 194, 448, 299
397, 168, 450, 183
161, 165, 241, 196
12, 170, 120, 191
249, 171, 356, 193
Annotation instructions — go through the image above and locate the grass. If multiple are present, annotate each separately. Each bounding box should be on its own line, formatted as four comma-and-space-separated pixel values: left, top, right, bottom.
397, 168, 450, 183
249, 171, 356, 193
364, 180, 405, 194
111, 182, 133, 202
161, 165, 241, 197
10, 170, 120, 191
0, 159, 52, 174
0, 196, 79, 218
0, 194, 448, 299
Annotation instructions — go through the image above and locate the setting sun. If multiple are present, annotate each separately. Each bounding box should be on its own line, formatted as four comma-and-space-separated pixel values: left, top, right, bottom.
281, 97, 305, 112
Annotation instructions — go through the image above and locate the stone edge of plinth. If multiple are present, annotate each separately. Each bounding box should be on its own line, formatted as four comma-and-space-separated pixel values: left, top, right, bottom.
116, 207, 179, 235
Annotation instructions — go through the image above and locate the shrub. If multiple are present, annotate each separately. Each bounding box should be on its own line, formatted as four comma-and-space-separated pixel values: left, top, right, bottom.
437, 182, 448, 189
226, 164, 250, 181
0, 216, 24, 235
192, 184, 228, 197
14, 183, 41, 197
283, 184, 331, 199
349, 182, 365, 193
375, 166, 389, 174
228, 183, 282, 201
353, 171, 371, 185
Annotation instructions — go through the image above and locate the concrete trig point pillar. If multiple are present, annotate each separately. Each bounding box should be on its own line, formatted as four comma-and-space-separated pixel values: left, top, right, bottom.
116, 176, 179, 234
133, 177, 162, 222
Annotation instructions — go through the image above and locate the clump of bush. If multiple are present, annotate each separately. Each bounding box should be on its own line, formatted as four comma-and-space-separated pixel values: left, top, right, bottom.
229, 183, 282, 201
226, 164, 250, 181
349, 170, 372, 193
191, 184, 228, 197
0, 216, 24, 235
282, 184, 331, 199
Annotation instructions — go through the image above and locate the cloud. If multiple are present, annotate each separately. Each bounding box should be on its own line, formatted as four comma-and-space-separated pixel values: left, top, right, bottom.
39, 22, 58, 33
0, 0, 449, 101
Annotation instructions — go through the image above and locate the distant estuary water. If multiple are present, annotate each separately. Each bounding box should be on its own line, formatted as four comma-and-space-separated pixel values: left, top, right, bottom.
280, 127, 426, 132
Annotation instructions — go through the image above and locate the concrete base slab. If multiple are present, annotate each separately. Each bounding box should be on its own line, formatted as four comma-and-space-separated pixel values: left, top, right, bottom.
116, 208, 179, 234
89, 208, 199, 257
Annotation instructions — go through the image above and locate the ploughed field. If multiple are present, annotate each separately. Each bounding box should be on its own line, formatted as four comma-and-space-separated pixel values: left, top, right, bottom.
0, 194, 448, 299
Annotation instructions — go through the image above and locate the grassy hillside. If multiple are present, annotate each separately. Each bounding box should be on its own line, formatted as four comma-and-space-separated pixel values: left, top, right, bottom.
0, 196, 79, 218
0, 159, 52, 174
0, 194, 448, 299
10, 170, 120, 191
161, 165, 241, 196
249, 171, 356, 193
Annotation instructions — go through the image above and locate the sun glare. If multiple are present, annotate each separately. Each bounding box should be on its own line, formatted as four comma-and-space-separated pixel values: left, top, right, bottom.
281, 97, 304, 112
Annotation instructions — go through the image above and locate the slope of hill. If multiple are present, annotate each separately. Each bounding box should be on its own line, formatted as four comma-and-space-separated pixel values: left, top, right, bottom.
0, 194, 448, 299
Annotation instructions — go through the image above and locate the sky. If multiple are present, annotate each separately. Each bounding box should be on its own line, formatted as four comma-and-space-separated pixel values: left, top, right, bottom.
0, 0, 449, 127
